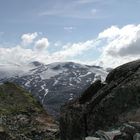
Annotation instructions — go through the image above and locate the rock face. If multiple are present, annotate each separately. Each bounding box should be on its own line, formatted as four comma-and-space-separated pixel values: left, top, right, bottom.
85, 123, 140, 140
0, 61, 107, 118
60, 60, 140, 140
0, 82, 59, 140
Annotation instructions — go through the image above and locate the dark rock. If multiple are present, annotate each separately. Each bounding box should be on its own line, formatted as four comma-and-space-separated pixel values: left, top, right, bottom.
113, 133, 132, 140
79, 80, 105, 104
95, 130, 111, 140
60, 60, 140, 140
133, 133, 140, 140
60, 105, 86, 140
120, 124, 136, 138
128, 122, 140, 132
0, 127, 12, 140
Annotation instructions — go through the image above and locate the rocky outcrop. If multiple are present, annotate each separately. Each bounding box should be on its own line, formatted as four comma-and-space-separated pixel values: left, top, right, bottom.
0, 82, 59, 140
85, 122, 140, 140
60, 60, 140, 140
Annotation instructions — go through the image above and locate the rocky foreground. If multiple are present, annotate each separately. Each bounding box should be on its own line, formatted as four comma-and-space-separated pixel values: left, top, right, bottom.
60, 60, 140, 140
0, 82, 59, 140
85, 122, 140, 140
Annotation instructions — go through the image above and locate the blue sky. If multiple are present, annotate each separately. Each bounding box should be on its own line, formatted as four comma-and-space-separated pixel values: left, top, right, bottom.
0, 0, 140, 67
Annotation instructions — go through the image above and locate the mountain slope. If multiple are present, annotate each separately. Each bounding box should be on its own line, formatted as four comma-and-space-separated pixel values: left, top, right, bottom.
0, 82, 58, 140
60, 60, 140, 140
0, 61, 108, 117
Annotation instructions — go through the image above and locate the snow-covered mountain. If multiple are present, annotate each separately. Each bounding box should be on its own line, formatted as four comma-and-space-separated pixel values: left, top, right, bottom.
0, 61, 108, 117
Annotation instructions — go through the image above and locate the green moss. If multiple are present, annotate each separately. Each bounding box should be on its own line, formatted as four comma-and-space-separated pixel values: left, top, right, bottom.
0, 82, 44, 115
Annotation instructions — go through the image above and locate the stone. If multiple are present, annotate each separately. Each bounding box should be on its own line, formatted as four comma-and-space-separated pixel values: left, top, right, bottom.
120, 124, 136, 138
133, 133, 140, 140
60, 60, 140, 140
86, 136, 100, 140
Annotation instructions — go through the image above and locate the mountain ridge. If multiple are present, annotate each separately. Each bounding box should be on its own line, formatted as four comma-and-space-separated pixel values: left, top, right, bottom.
0, 61, 108, 117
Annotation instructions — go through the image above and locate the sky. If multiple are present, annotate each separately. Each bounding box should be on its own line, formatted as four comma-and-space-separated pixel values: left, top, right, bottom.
0, 0, 140, 68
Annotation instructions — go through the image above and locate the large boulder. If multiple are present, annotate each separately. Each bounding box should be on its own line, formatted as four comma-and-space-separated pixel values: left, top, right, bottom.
60, 60, 140, 140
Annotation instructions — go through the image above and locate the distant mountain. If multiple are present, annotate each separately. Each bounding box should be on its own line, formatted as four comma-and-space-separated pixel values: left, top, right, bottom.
0, 61, 108, 117
0, 82, 58, 140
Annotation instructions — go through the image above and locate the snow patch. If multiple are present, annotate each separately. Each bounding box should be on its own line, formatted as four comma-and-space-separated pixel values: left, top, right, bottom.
79, 72, 92, 78
40, 68, 64, 80
53, 79, 59, 86
42, 89, 49, 103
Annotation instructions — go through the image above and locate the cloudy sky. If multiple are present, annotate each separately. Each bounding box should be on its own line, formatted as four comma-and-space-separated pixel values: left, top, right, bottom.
0, 0, 140, 67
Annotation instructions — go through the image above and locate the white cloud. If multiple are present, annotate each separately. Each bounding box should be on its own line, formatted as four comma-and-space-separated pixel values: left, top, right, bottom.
0, 46, 35, 65
1, 24, 140, 68
98, 26, 120, 39
21, 32, 38, 46
0, 36, 98, 65
39, 0, 99, 19
75, 0, 101, 4
64, 26, 76, 32
0, 45, 53, 65
54, 41, 62, 47
0, 32, 4, 36
0, 32, 4, 40
34, 38, 49, 51
97, 24, 140, 67
39, 9, 98, 19
52, 40, 98, 59
91, 9, 97, 15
